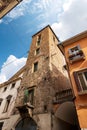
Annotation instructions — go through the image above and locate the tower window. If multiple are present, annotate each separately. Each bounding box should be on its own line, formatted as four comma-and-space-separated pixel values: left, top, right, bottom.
35, 48, 40, 55
37, 34, 41, 46
33, 62, 38, 72
53, 36, 55, 42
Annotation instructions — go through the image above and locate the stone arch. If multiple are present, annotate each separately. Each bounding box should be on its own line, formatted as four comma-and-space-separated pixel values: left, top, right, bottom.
55, 101, 81, 130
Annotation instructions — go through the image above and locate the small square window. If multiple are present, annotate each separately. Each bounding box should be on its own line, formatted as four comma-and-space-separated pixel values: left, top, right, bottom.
68, 45, 85, 63
68, 45, 80, 55
3, 87, 7, 92
35, 48, 40, 55
11, 83, 15, 89
33, 62, 38, 72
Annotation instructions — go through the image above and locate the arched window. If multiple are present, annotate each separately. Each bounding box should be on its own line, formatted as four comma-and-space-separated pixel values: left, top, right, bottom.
3, 95, 12, 113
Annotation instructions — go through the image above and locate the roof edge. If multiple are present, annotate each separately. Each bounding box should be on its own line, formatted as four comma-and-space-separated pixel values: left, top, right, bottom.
60, 30, 87, 46
32, 25, 60, 42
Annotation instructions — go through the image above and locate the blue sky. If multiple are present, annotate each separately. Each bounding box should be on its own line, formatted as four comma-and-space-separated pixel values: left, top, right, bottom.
0, 0, 87, 83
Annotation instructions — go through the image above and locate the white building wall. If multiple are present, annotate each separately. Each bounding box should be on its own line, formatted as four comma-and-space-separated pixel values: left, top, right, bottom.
0, 77, 22, 129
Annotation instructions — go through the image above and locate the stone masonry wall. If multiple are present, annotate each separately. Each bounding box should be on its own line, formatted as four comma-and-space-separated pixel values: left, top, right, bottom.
15, 25, 72, 118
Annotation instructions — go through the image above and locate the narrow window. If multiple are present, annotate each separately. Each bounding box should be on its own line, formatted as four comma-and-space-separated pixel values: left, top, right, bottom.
28, 89, 34, 105
37, 34, 41, 46
0, 122, 3, 130
53, 36, 55, 42
3, 95, 12, 113
33, 62, 38, 72
35, 48, 40, 55
0, 99, 3, 106
11, 83, 15, 89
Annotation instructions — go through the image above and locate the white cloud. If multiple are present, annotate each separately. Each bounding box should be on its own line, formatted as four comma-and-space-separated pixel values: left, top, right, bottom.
6, 0, 32, 20
51, 0, 87, 40
0, 19, 3, 24
0, 55, 27, 83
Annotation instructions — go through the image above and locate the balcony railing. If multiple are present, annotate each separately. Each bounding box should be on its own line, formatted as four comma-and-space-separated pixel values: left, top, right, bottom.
68, 50, 85, 64
53, 89, 74, 104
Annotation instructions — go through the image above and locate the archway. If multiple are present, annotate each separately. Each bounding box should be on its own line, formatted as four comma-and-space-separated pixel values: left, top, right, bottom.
55, 101, 81, 130
15, 117, 37, 130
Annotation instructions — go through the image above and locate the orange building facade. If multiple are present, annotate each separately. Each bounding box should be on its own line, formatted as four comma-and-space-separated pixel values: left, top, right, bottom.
59, 31, 87, 129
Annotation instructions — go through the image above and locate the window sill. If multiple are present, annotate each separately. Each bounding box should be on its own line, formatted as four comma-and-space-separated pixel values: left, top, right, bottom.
78, 91, 87, 95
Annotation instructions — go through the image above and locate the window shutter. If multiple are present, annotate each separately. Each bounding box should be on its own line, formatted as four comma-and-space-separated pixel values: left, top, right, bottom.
73, 72, 82, 92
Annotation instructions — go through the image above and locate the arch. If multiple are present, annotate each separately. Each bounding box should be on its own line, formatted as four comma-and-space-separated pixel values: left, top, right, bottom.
15, 117, 37, 130
55, 101, 81, 130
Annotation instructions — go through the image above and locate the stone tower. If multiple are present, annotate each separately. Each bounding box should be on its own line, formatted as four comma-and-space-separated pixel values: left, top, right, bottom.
15, 25, 72, 130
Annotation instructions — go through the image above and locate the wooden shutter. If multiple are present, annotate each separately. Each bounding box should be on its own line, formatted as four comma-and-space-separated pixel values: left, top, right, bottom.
73, 72, 82, 92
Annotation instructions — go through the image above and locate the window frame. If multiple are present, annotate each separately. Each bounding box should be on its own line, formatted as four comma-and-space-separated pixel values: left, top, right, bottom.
3, 95, 12, 113
24, 88, 34, 105
33, 62, 38, 72
68, 45, 85, 63
11, 83, 15, 89
36, 34, 41, 46
73, 68, 87, 94
35, 48, 40, 55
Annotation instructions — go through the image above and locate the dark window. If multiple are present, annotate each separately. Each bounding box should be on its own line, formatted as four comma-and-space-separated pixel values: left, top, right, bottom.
73, 69, 87, 93
11, 83, 15, 89
68, 45, 85, 63
33, 62, 38, 72
3, 95, 12, 113
3, 87, 7, 92
35, 48, 40, 55
0, 122, 3, 130
37, 34, 41, 46
0, 98, 3, 106
24, 89, 34, 105
53, 36, 55, 42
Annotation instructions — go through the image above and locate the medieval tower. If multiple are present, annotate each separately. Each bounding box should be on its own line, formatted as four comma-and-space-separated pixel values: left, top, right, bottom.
14, 25, 73, 130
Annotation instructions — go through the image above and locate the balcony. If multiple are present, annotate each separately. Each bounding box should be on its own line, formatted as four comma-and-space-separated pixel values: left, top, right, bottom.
68, 50, 85, 64
53, 89, 74, 104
